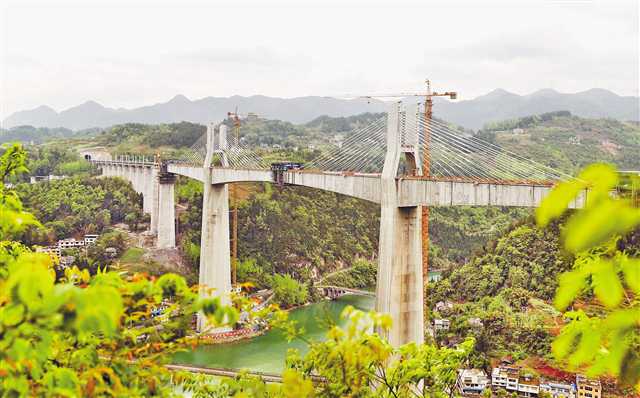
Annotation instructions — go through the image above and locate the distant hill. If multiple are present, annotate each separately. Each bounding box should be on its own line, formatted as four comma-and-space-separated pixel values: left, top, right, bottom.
3, 88, 638, 131
0, 125, 100, 144
2, 95, 387, 131
476, 111, 640, 173
430, 88, 639, 130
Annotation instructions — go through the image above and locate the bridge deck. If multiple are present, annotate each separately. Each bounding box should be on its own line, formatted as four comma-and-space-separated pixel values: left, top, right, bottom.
94, 161, 585, 208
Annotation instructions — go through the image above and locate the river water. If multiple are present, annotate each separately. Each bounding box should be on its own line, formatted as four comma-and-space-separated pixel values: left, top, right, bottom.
173, 295, 374, 373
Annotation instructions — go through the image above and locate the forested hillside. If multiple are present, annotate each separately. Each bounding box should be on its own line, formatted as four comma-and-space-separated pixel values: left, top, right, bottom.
45, 111, 638, 279
93, 113, 384, 154
16, 177, 145, 245
477, 111, 640, 173
431, 219, 571, 303
0, 125, 99, 144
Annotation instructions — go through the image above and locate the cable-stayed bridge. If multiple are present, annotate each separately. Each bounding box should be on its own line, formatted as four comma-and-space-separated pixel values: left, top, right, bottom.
89, 102, 586, 346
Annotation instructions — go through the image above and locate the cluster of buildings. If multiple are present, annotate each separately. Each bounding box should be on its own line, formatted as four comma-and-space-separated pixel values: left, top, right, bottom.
35, 234, 99, 266
432, 300, 484, 333
456, 366, 601, 398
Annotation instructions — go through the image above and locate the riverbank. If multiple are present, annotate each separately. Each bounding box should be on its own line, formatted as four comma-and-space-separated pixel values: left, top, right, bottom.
173, 294, 374, 373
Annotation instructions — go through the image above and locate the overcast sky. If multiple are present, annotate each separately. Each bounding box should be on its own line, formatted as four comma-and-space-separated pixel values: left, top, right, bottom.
1, 0, 638, 118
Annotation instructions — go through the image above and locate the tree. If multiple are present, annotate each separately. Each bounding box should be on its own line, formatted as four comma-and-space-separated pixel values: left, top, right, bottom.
270, 274, 309, 308
537, 163, 640, 390
0, 144, 240, 396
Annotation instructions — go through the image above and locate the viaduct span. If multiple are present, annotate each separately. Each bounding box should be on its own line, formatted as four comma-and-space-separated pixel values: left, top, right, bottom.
91, 102, 585, 346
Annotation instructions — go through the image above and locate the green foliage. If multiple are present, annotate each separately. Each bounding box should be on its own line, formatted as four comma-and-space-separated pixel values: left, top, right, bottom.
98, 122, 206, 150
483, 111, 573, 132
0, 125, 94, 145
55, 159, 93, 175
482, 115, 640, 174
0, 145, 41, 241
120, 247, 144, 263
286, 307, 473, 398
15, 145, 94, 181
238, 185, 379, 275
270, 274, 309, 308
237, 258, 270, 290
536, 163, 640, 390
429, 206, 530, 264
432, 222, 571, 303
0, 144, 244, 396
16, 176, 143, 244
305, 112, 384, 133
321, 258, 377, 290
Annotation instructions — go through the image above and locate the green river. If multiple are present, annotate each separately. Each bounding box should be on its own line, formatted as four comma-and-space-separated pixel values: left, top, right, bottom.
173, 295, 374, 373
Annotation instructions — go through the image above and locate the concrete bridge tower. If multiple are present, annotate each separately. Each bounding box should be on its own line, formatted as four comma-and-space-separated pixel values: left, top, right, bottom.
197, 123, 232, 332
376, 102, 424, 346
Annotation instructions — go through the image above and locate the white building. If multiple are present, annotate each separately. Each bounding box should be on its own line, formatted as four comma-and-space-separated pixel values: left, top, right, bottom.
457, 369, 489, 395
433, 318, 450, 331
491, 366, 519, 392
29, 175, 66, 184
36, 246, 61, 258
58, 238, 86, 249
84, 234, 99, 245
518, 373, 540, 397
540, 379, 576, 398
35, 234, 100, 265
468, 317, 483, 328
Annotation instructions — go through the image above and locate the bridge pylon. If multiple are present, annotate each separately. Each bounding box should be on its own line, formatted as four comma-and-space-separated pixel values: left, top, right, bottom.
376, 101, 425, 346
197, 123, 232, 332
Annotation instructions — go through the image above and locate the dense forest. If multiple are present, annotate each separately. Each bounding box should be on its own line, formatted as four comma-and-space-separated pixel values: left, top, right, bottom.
16, 177, 145, 245
431, 220, 571, 303
22, 145, 94, 178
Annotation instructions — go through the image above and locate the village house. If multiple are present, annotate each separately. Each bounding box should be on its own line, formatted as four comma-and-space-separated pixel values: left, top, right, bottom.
576, 375, 601, 398
29, 175, 66, 184
540, 379, 576, 398
518, 373, 540, 397
491, 366, 596, 398
457, 369, 490, 395
35, 234, 100, 267
492, 366, 520, 392
433, 318, 450, 331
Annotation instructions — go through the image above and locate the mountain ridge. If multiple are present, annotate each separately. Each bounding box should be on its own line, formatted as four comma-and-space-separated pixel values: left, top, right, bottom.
3, 88, 638, 131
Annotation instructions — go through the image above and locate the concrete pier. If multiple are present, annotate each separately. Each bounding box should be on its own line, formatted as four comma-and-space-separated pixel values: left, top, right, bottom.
156, 173, 176, 249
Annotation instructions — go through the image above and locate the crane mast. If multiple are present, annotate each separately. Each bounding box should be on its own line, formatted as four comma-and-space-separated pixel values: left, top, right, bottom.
421, 80, 457, 322
228, 110, 241, 288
